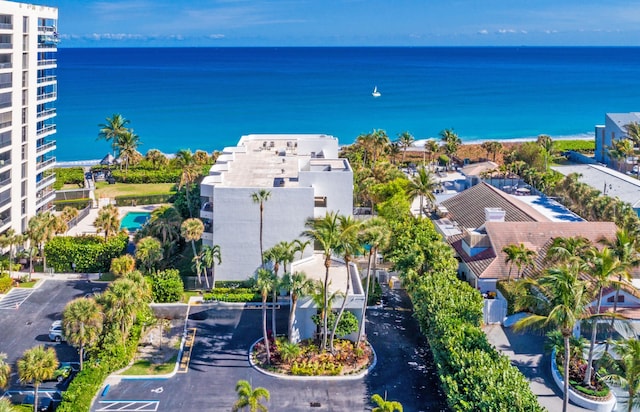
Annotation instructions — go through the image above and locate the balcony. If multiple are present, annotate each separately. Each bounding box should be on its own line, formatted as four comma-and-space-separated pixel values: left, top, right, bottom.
36, 156, 56, 172
0, 195, 10, 209
0, 217, 9, 232
200, 202, 213, 220
37, 140, 56, 154
37, 108, 56, 119
37, 92, 57, 102
0, 176, 9, 188
0, 23, 13, 30
0, 119, 10, 130
0, 158, 11, 170
36, 124, 56, 137
36, 190, 56, 208
38, 25, 57, 33
36, 173, 55, 190
37, 75, 56, 85
37, 59, 56, 67
0, 62, 11, 70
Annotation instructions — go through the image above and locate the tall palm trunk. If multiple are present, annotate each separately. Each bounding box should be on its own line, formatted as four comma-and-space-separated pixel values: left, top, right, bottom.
259, 204, 264, 268
562, 333, 570, 412
271, 264, 279, 336
329, 257, 351, 353
357, 247, 375, 342
33, 382, 40, 412
262, 293, 271, 364
288, 294, 298, 343
606, 277, 622, 350
584, 287, 603, 386
322, 257, 330, 351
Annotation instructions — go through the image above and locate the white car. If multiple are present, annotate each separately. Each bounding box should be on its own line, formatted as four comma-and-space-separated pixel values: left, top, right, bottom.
48, 320, 65, 342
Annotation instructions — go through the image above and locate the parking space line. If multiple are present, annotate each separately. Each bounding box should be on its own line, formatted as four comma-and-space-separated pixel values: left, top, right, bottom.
0, 288, 34, 310
177, 328, 196, 373
96, 400, 159, 411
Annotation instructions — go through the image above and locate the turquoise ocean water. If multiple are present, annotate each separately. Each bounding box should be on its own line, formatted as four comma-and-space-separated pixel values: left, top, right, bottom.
55, 47, 640, 161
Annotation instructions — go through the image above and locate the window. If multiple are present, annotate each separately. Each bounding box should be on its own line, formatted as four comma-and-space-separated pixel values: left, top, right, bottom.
314, 196, 327, 207
606, 295, 625, 303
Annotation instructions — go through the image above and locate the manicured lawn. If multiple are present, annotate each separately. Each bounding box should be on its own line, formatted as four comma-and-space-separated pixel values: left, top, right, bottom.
16, 281, 37, 288
95, 182, 176, 198
121, 356, 177, 375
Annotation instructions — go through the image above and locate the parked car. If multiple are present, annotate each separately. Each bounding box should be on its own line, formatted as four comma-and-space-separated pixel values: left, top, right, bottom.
51, 363, 77, 382
21, 395, 53, 412
48, 320, 65, 342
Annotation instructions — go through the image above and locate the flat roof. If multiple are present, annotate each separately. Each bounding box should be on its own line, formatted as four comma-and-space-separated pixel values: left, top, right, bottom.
291, 253, 362, 295
512, 195, 584, 222
552, 164, 640, 208
204, 134, 349, 188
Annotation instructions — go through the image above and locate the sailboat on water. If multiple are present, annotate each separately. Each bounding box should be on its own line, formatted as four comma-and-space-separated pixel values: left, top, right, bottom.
372, 86, 381, 97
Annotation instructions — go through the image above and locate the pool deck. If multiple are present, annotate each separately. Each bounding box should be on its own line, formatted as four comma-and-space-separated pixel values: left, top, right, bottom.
66, 204, 159, 237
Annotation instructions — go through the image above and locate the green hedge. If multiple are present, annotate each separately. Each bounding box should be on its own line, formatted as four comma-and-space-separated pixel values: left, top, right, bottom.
57, 324, 142, 412
204, 287, 261, 302
54, 198, 92, 211
150, 269, 184, 303
111, 168, 181, 184
114, 193, 175, 207
0, 274, 11, 293
44, 233, 129, 273
54, 167, 84, 189
555, 139, 595, 153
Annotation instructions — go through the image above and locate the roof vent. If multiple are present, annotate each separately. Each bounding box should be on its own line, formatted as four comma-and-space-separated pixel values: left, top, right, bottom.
485, 207, 505, 222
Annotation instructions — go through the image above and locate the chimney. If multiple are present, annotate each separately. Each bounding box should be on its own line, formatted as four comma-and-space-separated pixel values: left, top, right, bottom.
485, 207, 505, 222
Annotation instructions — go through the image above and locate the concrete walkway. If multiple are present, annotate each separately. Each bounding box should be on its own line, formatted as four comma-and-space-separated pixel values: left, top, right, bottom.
484, 324, 590, 412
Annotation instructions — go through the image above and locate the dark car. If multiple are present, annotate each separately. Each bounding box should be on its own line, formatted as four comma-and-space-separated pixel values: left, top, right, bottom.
22, 395, 54, 412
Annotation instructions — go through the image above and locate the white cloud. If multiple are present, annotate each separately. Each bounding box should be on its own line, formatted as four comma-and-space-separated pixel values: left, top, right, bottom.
208, 34, 226, 39
497, 29, 516, 34
478, 29, 489, 35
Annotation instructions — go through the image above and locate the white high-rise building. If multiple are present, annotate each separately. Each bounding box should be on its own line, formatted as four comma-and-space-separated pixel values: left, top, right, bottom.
0, 1, 58, 235
200, 134, 354, 281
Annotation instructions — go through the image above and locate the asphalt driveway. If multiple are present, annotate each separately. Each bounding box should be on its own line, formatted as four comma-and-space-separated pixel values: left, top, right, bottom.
95, 287, 448, 411
0, 279, 108, 393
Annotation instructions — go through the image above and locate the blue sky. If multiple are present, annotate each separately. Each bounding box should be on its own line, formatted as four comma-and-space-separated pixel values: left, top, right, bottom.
37, 0, 640, 47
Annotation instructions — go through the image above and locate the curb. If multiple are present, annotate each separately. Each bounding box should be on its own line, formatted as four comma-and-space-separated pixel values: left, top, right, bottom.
247, 338, 377, 381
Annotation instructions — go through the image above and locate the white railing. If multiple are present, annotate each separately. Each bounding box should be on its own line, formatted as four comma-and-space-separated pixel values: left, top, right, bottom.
36, 173, 56, 189
36, 157, 56, 171
37, 140, 56, 153
37, 59, 56, 67
37, 76, 56, 84
37, 108, 56, 119
37, 92, 57, 101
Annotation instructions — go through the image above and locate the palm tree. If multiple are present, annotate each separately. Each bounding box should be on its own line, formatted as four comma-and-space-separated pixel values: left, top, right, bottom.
144, 149, 169, 169
397, 131, 415, 164
0, 398, 16, 412
135, 236, 163, 274
17, 346, 58, 412
502, 244, 519, 282
26, 212, 64, 273
514, 264, 591, 412
513, 243, 536, 279
98, 113, 130, 156
257, 268, 275, 364
583, 246, 622, 386
371, 393, 403, 412
147, 205, 182, 251
101, 278, 140, 342
292, 239, 309, 261
358, 217, 390, 342
94, 204, 120, 240
281, 271, 313, 343
439, 128, 461, 169
329, 216, 362, 352
546, 236, 592, 265
181, 218, 205, 285
175, 149, 200, 218
406, 167, 437, 217
263, 242, 289, 335
609, 138, 635, 173
602, 337, 640, 412
423, 139, 439, 169
0, 229, 22, 279
599, 228, 640, 346
0, 352, 10, 390
232, 379, 270, 412
302, 212, 341, 352
60, 206, 79, 226
251, 190, 271, 268
62, 298, 103, 371
116, 129, 141, 173
537, 134, 555, 171
199, 244, 221, 290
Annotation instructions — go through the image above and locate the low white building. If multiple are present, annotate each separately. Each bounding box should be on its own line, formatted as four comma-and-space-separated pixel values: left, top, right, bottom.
200, 134, 353, 281
595, 112, 640, 168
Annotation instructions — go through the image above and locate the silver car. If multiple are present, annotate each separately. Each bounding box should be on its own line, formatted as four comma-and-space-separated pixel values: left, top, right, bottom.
48, 320, 65, 342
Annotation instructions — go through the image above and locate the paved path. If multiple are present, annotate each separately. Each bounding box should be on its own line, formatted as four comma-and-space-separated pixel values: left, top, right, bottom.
484, 324, 590, 412
0, 288, 34, 310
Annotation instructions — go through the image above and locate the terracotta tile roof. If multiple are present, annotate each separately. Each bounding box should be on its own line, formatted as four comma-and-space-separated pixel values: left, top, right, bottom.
455, 221, 618, 280
591, 306, 640, 321
440, 182, 549, 230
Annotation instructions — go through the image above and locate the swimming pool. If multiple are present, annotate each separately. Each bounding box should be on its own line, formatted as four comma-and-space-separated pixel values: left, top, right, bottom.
120, 212, 151, 231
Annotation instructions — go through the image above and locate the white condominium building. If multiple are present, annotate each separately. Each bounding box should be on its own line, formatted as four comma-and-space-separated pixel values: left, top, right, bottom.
200, 134, 354, 281
0, 1, 58, 235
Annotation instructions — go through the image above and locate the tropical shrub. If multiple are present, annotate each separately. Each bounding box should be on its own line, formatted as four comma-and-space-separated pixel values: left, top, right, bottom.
44, 233, 128, 273
110, 168, 181, 184
0, 273, 12, 293
114, 193, 176, 207
53, 167, 84, 189
150, 269, 184, 303
204, 287, 260, 303
54, 198, 92, 211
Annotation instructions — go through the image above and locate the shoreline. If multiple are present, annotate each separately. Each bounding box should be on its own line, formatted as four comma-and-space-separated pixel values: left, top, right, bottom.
55, 135, 595, 167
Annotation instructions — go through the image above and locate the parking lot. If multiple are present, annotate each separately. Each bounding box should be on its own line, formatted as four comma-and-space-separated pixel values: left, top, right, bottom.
0, 279, 108, 407
95, 287, 448, 411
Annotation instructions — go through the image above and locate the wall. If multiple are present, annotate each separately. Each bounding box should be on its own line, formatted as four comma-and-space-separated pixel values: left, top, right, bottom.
298, 165, 353, 218
211, 186, 314, 281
